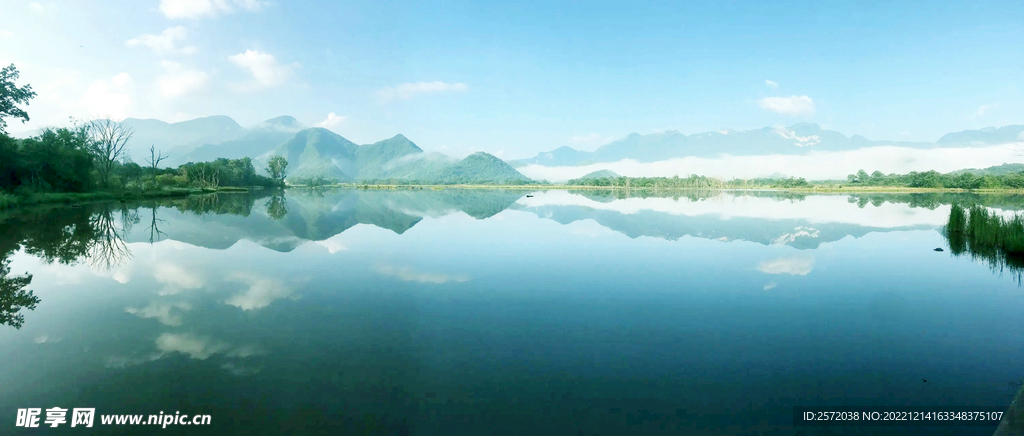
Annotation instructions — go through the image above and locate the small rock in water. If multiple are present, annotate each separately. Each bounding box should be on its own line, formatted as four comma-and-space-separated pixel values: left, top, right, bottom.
933, 248, 944, 252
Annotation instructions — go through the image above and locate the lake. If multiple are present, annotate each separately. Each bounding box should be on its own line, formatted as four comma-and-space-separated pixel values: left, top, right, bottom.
1, 189, 1023, 435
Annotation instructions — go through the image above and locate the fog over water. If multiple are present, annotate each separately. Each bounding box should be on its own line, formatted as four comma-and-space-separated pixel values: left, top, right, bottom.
518, 144, 1024, 182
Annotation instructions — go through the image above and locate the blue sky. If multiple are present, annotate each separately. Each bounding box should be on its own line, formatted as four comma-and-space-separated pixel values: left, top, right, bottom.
1, 0, 1022, 158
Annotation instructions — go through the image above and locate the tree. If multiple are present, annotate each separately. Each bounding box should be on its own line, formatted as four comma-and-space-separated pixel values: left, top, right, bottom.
266, 155, 288, 185
145, 145, 168, 171
88, 118, 134, 188
18, 125, 95, 192
0, 64, 37, 134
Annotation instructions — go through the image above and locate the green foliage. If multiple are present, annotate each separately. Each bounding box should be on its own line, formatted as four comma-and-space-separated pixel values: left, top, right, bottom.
0, 256, 37, 329
944, 204, 1024, 283
0, 192, 17, 210
266, 155, 289, 184
842, 168, 1024, 189
179, 157, 280, 188
265, 195, 287, 220
567, 174, 809, 189
0, 64, 37, 134
291, 174, 337, 187
1, 125, 95, 193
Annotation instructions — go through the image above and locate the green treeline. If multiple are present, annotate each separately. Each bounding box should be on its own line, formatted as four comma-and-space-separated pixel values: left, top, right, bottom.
843, 169, 1024, 189
566, 174, 810, 189
0, 64, 286, 210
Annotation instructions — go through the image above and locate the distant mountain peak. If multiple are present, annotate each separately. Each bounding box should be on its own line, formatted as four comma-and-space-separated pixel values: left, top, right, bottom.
254, 115, 305, 133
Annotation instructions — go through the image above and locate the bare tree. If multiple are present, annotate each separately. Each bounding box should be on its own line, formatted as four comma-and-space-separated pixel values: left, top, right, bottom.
88, 118, 134, 188
146, 144, 168, 171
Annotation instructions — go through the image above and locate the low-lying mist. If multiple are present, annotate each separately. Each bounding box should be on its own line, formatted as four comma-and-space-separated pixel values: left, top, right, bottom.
517, 144, 1023, 182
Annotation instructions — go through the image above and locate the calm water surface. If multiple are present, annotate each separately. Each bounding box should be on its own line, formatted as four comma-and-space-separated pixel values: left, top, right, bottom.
1, 189, 1023, 435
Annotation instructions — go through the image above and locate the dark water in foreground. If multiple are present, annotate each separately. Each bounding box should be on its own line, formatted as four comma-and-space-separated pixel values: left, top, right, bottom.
1, 189, 1023, 435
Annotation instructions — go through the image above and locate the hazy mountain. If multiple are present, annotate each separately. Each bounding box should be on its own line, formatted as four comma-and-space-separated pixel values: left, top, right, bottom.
122, 116, 245, 160
355, 134, 424, 179
947, 163, 1024, 176
256, 128, 532, 184
171, 116, 305, 166
269, 127, 360, 182
936, 125, 1024, 146
433, 152, 532, 184
514, 123, 940, 166
578, 169, 621, 179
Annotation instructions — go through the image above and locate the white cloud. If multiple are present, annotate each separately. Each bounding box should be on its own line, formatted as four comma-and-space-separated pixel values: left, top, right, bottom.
977, 104, 996, 116
516, 143, 1024, 183
516, 190, 952, 229
233, 0, 269, 12
569, 133, 614, 150
315, 112, 347, 130
757, 256, 815, 276
223, 272, 293, 311
221, 362, 262, 376
125, 301, 193, 326
79, 73, 133, 120
771, 226, 820, 245
763, 282, 777, 290
159, 0, 269, 19
228, 50, 295, 91
126, 26, 196, 55
156, 61, 209, 98
0, 30, 13, 38
28, 2, 58, 15
155, 333, 230, 360
377, 81, 468, 101
774, 127, 821, 147
314, 237, 347, 253
153, 262, 204, 295
758, 95, 815, 116
376, 265, 470, 284
765, 80, 779, 88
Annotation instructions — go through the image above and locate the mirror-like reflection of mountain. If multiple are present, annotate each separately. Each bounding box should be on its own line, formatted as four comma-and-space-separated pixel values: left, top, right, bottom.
118, 189, 525, 252
33, 188, 1019, 254
3, 189, 1024, 435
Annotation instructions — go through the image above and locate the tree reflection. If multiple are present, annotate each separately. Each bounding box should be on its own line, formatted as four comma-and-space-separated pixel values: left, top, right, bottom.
266, 194, 288, 220
0, 193, 278, 329
87, 204, 134, 271
147, 206, 167, 244
0, 256, 38, 329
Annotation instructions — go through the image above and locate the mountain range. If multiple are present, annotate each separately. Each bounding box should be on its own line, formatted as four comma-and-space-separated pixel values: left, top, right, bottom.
110, 115, 530, 185
512, 123, 1024, 167
15, 114, 1024, 181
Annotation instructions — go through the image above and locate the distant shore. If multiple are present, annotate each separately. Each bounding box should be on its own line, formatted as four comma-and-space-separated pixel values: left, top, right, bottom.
290, 183, 1024, 194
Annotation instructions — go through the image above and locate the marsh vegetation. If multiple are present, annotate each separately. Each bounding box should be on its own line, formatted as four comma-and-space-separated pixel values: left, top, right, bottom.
945, 204, 1024, 282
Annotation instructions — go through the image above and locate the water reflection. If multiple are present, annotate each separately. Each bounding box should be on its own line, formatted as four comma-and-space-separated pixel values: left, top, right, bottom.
3, 189, 1024, 331
2, 188, 1024, 435
0, 257, 36, 329
943, 204, 1024, 283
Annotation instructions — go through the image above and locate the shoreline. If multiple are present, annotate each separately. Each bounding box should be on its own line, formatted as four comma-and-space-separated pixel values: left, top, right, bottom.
288, 183, 1024, 194
0, 186, 260, 211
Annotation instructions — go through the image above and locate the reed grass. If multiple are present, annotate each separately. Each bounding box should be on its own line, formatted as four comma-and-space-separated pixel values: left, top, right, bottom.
945, 204, 1024, 282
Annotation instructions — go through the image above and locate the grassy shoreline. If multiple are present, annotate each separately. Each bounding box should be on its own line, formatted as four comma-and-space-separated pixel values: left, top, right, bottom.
5, 183, 1023, 211
289, 183, 1024, 194
0, 186, 256, 210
